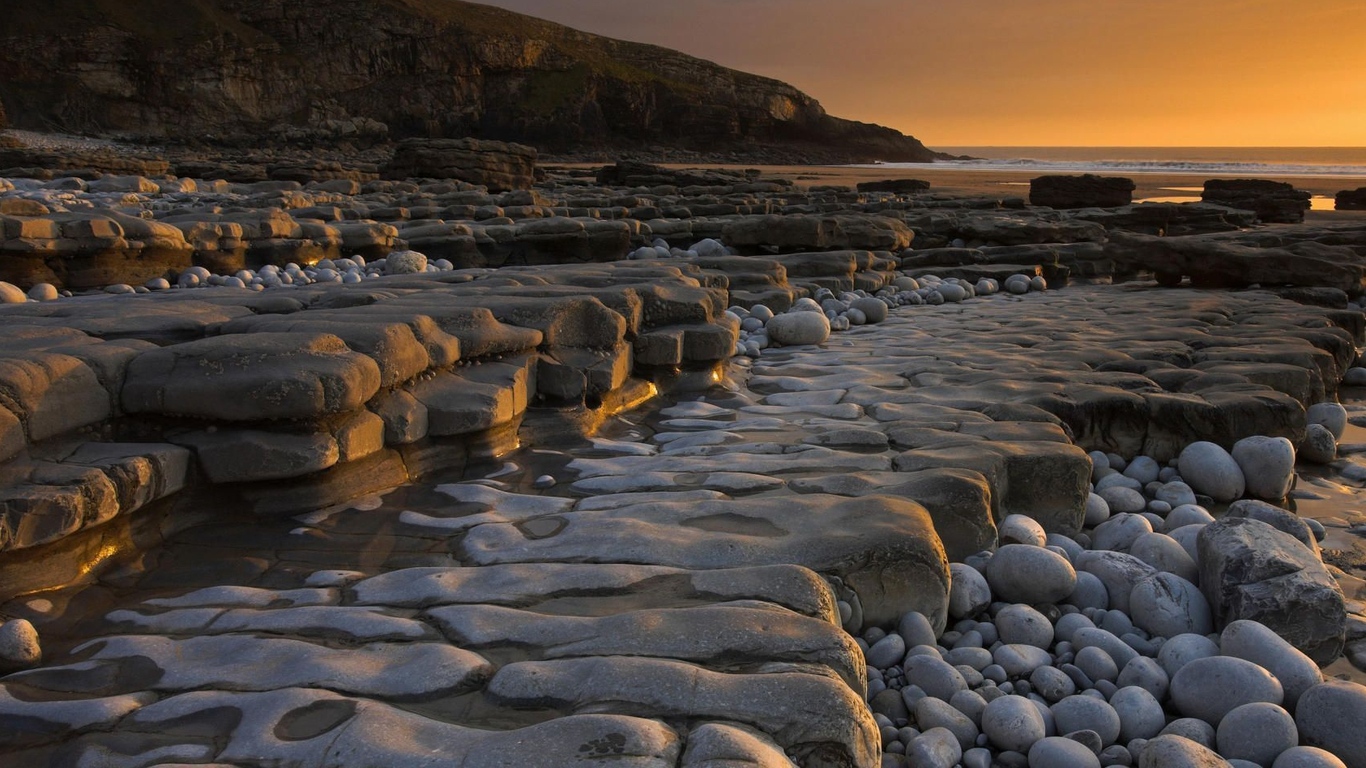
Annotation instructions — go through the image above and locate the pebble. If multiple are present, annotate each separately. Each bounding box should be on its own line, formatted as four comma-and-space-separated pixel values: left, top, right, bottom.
1030, 665, 1078, 702
1160, 718, 1217, 750
1156, 634, 1220, 679
1075, 645, 1119, 683
1231, 436, 1296, 500
867, 633, 908, 668
1110, 686, 1165, 742
0, 619, 42, 669
1220, 620, 1322, 711
1128, 572, 1213, 637
997, 604, 1055, 649
1098, 488, 1147, 516
1066, 571, 1110, 611
1116, 657, 1169, 701
987, 545, 1078, 604
914, 697, 980, 750
1216, 702, 1298, 766
1163, 504, 1214, 532
999, 514, 1048, 547
1154, 481, 1198, 509
899, 611, 938, 650
1306, 402, 1348, 440
1300, 424, 1338, 464
949, 563, 993, 619
1170, 656, 1285, 725
903, 655, 968, 702
963, 746, 994, 768
906, 727, 963, 768
1030, 736, 1102, 768
1123, 456, 1161, 485
983, 695, 1047, 753
994, 644, 1054, 678
1054, 691, 1120, 743
1177, 441, 1246, 502
1073, 627, 1138, 670
1294, 680, 1366, 768
1092, 513, 1153, 551
767, 310, 831, 346
1272, 746, 1349, 768
1138, 734, 1234, 768
1127, 532, 1198, 583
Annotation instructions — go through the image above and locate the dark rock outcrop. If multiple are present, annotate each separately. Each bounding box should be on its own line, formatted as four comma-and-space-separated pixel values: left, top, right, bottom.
1105, 231, 1366, 293
1202, 179, 1312, 223
1030, 174, 1135, 209
0, 0, 944, 163
381, 138, 536, 192
857, 179, 931, 194
1338, 188, 1366, 211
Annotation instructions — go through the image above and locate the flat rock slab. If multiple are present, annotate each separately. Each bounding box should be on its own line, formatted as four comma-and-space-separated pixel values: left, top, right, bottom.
457, 493, 949, 631
487, 656, 877, 768
24, 635, 492, 700
121, 333, 380, 420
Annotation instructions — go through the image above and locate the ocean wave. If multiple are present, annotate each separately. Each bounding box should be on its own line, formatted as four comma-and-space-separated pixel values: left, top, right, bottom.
862, 158, 1366, 177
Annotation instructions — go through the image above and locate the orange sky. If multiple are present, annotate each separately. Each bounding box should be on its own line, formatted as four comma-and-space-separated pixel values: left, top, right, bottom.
477, 0, 1366, 148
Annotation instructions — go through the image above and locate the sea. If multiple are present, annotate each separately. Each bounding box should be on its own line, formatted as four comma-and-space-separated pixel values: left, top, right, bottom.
923, 146, 1366, 179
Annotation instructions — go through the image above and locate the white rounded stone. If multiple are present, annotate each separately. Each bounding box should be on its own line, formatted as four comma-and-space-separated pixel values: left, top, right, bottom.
1177, 441, 1245, 502
766, 311, 831, 347
386, 250, 428, 275
1231, 435, 1296, 500
26, 283, 58, 301
0, 619, 41, 669
1306, 402, 1348, 440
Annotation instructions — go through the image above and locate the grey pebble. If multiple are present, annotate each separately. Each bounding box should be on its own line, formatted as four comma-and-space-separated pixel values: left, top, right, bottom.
1156, 633, 1220, 679
1115, 657, 1169, 701
1110, 686, 1166, 742
1170, 656, 1285, 725
1075, 645, 1119, 683
1159, 718, 1216, 750
1216, 702, 1298, 767
1052, 694, 1122, 747
1030, 736, 1103, 768
914, 697, 979, 751
983, 695, 1047, 753
997, 604, 1055, 649
902, 655, 968, 702
905, 727, 962, 768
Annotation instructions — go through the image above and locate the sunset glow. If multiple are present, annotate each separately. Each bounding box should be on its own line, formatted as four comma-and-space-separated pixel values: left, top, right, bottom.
477, 0, 1366, 147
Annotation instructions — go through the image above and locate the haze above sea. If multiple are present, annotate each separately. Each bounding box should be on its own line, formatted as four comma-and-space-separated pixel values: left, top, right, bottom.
908, 147, 1366, 178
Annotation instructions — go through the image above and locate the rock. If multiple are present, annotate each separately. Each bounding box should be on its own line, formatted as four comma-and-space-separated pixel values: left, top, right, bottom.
1220, 620, 1322, 712
1092, 513, 1153, 551
1098, 488, 1147, 517
983, 695, 1047, 753
1306, 402, 1347, 440
1224, 499, 1318, 555
996, 604, 1055, 649
1129, 532, 1199, 583
1198, 518, 1346, 665
382, 138, 537, 192
1337, 188, 1366, 211
1110, 686, 1165, 742
1139, 734, 1236, 768
949, 563, 993, 620
766, 311, 831, 347
1273, 747, 1349, 768
1075, 551, 1157, 615
1170, 655, 1285, 725
914, 698, 979, 751
122, 333, 381, 421
898, 611, 938, 650
385, 249, 428, 275
26, 283, 58, 301
1029, 736, 1103, 768
1202, 179, 1312, 224
0, 281, 25, 303
1295, 680, 1366, 768
1177, 442, 1245, 503
1216, 702, 1298, 767
1230, 436, 1296, 500
1300, 424, 1338, 464
867, 633, 907, 668
903, 655, 968, 702
851, 297, 889, 324
1160, 719, 1217, 750
1129, 572, 1214, 637
986, 545, 1078, 604
1085, 493, 1111, 527
999, 514, 1048, 547
0, 619, 41, 670
1030, 175, 1136, 209
1052, 695, 1122, 747
1116, 657, 1169, 702
1157, 634, 1221, 679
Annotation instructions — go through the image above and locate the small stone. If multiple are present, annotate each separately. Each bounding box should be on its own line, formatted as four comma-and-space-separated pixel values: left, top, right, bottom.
987, 545, 1078, 604
1155, 482, 1198, 509
1177, 441, 1245, 502
915, 697, 980, 750
1159, 718, 1216, 750
1230, 435, 1296, 500
531, 474, 556, 489
1110, 686, 1165, 742
1137, 734, 1233, 768
0, 619, 42, 670
948, 563, 993, 620
1030, 736, 1102, 768
1216, 702, 1298, 767
1220, 620, 1323, 712
994, 644, 1054, 678
1157, 634, 1220, 679
386, 249, 428, 274
26, 283, 58, 301
1092, 513, 1153, 552
868, 633, 908, 668
997, 604, 1055, 649
1271, 746, 1349, 768
1000, 514, 1048, 547
1099, 744, 1133, 767
899, 611, 938, 650
1170, 656, 1285, 725
903, 655, 968, 702
1300, 424, 1338, 464
1129, 572, 1213, 638
1067, 572, 1111, 612
1164, 505, 1214, 532
1123, 456, 1161, 485
906, 726, 963, 768
767, 311, 832, 346
1294, 679, 1366, 768
1085, 493, 1112, 527
1031, 665, 1078, 702
983, 695, 1047, 753
1116, 657, 1169, 702
1075, 646, 1119, 683
1306, 402, 1348, 440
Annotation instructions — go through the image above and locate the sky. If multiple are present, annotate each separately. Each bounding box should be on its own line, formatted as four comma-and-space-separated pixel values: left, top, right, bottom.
475, 0, 1366, 148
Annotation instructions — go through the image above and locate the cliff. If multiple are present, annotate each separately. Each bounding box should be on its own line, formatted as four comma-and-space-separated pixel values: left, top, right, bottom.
0, 0, 945, 163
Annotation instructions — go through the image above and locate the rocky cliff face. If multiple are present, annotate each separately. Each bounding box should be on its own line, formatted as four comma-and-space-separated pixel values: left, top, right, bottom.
0, 0, 943, 163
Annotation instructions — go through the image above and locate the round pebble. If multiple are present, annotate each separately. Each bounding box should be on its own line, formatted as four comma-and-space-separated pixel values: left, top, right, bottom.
1085, 493, 1112, 527
915, 697, 979, 750
0, 619, 41, 669
1157, 634, 1220, 679
1294, 680, 1366, 768
1220, 620, 1323, 710
997, 604, 1055, 649
867, 633, 907, 669
903, 655, 968, 702
949, 563, 993, 619
1129, 572, 1213, 637
987, 545, 1078, 604
1163, 504, 1214, 532
1138, 734, 1232, 768
1177, 441, 1246, 502
767, 310, 832, 346
1000, 514, 1048, 547
1306, 402, 1348, 440
1231, 435, 1297, 500
1092, 513, 1153, 551
1030, 736, 1102, 768
983, 695, 1048, 753
1170, 656, 1285, 725
1272, 746, 1349, 768
1154, 481, 1198, 509
1159, 718, 1216, 750
899, 611, 938, 650
1128, 532, 1198, 583
1216, 702, 1298, 766
1110, 686, 1165, 742
1066, 571, 1110, 612
1300, 424, 1338, 464
1075, 645, 1119, 683
994, 644, 1054, 678
906, 726, 963, 768
1031, 666, 1078, 702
